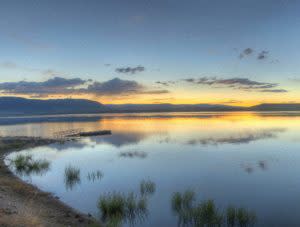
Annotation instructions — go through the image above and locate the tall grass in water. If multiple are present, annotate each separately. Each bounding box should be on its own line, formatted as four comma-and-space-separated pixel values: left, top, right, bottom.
98, 179, 155, 226
64, 165, 80, 190
98, 192, 148, 227
140, 180, 156, 197
87, 170, 103, 182
171, 190, 196, 226
171, 190, 256, 227
10, 154, 50, 176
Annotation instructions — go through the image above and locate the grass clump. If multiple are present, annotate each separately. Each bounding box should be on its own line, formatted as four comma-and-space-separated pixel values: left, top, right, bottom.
11, 154, 50, 176
64, 165, 81, 190
140, 180, 156, 197
193, 200, 223, 226
98, 192, 148, 227
171, 190, 256, 227
227, 206, 237, 226
236, 208, 256, 227
87, 170, 103, 182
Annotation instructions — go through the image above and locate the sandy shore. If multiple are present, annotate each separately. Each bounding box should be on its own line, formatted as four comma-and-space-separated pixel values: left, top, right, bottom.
0, 137, 101, 227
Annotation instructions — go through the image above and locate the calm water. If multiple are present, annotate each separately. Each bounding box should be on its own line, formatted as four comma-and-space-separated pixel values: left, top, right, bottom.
4, 112, 300, 226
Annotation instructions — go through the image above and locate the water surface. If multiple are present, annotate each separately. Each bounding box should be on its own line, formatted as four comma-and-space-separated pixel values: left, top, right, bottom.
4, 112, 300, 226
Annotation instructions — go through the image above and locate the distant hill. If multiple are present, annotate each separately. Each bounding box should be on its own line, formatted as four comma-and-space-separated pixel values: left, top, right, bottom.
0, 97, 107, 115
251, 103, 300, 111
0, 97, 300, 116
106, 104, 243, 112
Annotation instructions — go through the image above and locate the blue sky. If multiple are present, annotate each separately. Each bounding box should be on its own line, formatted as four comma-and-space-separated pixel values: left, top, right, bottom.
0, 0, 299, 105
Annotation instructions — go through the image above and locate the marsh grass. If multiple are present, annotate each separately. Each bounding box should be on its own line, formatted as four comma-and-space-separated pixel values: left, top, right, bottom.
98, 192, 148, 227
87, 170, 103, 182
140, 180, 156, 197
64, 165, 81, 190
10, 154, 50, 176
236, 208, 256, 227
119, 151, 147, 159
171, 191, 256, 227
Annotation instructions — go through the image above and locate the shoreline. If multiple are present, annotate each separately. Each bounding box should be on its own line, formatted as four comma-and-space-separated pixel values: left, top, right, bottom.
0, 136, 101, 227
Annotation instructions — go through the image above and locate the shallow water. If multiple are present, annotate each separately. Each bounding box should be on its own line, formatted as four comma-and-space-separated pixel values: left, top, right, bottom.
4, 112, 300, 226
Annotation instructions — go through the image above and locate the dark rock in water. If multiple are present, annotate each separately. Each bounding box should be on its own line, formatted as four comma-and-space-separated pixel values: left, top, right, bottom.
67, 130, 112, 137
78, 130, 112, 137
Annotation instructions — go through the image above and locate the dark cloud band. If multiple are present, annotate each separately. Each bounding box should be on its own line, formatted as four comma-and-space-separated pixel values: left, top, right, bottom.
0, 77, 168, 97
115, 66, 145, 74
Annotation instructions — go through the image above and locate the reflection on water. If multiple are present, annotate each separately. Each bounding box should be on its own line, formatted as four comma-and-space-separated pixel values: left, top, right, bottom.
98, 180, 155, 226
185, 128, 285, 146
5, 112, 300, 226
64, 165, 81, 191
171, 190, 256, 227
87, 170, 103, 182
9, 154, 50, 177
119, 151, 148, 159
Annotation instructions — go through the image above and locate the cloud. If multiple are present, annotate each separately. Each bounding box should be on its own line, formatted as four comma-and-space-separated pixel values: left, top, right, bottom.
0, 77, 168, 97
156, 81, 176, 86
182, 77, 287, 93
87, 78, 143, 95
115, 66, 145, 74
0, 61, 64, 77
157, 76, 287, 93
238, 48, 273, 61
239, 48, 254, 58
0, 77, 86, 95
257, 50, 269, 60
289, 78, 300, 83
186, 128, 285, 146
260, 89, 288, 93
41, 69, 63, 76
0, 61, 18, 69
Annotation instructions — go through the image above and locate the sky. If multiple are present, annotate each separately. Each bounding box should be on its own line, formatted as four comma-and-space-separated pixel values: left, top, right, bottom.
0, 0, 300, 106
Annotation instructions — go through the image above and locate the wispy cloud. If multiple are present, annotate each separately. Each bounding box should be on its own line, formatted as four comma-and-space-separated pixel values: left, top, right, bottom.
0, 77, 86, 95
289, 78, 300, 83
115, 66, 145, 74
239, 48, 254, 58
257, 50, 269, 60
238, 48, 271, 61
157, 76, 287, 93
0, 61, 63, 77
183, 77, 287, 93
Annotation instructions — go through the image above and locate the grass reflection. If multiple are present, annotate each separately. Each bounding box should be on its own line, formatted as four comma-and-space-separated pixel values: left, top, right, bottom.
98, 192, 148, 227
171, 190, 256, 227
64, 165, 81, 190
140, 180, 156, 197
87, 170, 103, 182
10, 154, 50, 176
98, 179, 156, 226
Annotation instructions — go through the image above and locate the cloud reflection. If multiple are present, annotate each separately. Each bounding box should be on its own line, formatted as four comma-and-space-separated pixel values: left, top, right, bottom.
185, 128, 285, 146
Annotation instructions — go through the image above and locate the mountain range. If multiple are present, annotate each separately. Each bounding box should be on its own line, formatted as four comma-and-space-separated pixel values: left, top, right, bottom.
0, 97, 300, 116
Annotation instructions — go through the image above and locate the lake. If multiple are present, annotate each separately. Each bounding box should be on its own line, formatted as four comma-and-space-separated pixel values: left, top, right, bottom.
4, 112, 300, 226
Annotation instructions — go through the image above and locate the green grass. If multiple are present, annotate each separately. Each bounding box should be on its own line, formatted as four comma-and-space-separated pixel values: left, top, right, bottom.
10, 154, 50, 176
227, 206, 237, 226
236, 208, 256, 227
98, 191, 148, 226
140, 180, 156, 197
64, 165, 81, 190
171, 190, 256, 227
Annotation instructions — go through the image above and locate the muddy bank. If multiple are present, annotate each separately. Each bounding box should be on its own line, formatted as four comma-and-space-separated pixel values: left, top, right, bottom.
0, 137, 101, 227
